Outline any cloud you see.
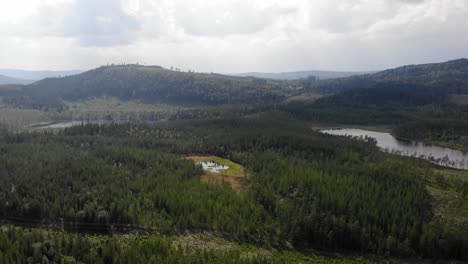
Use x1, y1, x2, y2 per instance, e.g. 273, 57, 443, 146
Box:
0, 0, 467, 72
0, 0, 141, 46
172, 0, 296, 36
59, 0, 142, 46
306, 0, 430, 34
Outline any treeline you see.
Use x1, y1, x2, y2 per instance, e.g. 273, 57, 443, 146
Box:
1, 114, 467, 259
394, 119, 468, 151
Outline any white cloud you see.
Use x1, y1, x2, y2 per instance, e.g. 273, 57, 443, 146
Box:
172, 0, 296, 36
0, 0, 467, 72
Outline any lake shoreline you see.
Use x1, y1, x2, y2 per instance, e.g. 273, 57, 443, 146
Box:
321, 128, 468, 170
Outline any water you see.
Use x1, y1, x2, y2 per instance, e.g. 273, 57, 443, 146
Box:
32, 121, 88, 129
31, 120, 162, 129
197, 161, 229, 173
321, 128, 468, 170
31, 120, 117, 129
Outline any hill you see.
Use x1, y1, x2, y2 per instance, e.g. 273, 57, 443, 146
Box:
0, 74, 33, 85
0, 69, 82, 81
316, 81, 448, 107
372, 58, 468, 84
283, 59, 468, 126
4, 65, 297, 109
235, 70, 372, 80
310, 58, 468, 94
311, 59, 468, 106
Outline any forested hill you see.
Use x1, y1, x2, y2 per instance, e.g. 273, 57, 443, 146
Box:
372, 58, 468, 84
311, 58, 468, 94
284, 59, 468, 126
5, 64, 296, 109
304, 59, 468, 107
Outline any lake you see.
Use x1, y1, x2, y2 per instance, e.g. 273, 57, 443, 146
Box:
31, 120, 128, 129
321, 128, 468, 170
31, 121, 89, 129
31, 120, 163, 129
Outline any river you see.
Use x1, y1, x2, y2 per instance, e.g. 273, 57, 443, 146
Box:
321, 128, 468, 170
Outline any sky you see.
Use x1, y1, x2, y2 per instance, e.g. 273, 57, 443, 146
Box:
0, 0, 467, 72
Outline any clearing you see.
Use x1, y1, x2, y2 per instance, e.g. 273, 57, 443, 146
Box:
427, 168, 468, 227
186, 155, 246, 192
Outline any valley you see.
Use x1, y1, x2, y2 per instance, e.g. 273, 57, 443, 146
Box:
0, 59, 468, 263
2, 1, 468, 262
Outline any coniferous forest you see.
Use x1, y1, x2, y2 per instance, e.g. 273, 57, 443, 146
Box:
0, 59, 468, 263
0, 113, 467, 263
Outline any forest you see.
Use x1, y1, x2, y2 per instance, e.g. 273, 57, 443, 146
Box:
1, 59, 468, 263
0, 113, 467, 263
0, 225, 413, 264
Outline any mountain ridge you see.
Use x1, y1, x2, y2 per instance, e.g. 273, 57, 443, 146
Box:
0, 74, 33, 85
3, 58, 468, 110
0, 69, 82, 81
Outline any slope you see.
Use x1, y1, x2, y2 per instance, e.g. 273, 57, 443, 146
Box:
4, 64, 295, 109
309, 58, 468, 94
282, 59, 468, 150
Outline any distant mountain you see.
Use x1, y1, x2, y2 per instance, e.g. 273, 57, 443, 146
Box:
234, 70, 373, 80
0, 69, 82, 81
0, 74, 33, 85
3, 65, 296, 109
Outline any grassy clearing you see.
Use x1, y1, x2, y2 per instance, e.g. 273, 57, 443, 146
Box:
427, 186, 468, 227
186, 155, 246, 192
427, 169, 468, 227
